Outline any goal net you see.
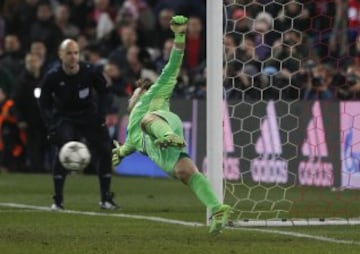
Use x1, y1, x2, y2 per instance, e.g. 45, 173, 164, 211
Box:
207, 0, 360, 226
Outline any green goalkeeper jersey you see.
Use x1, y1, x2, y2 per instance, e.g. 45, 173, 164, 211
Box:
119, 47, 186, 174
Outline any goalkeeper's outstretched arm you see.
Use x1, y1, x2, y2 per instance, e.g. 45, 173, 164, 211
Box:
144, 16, 188, 105
125, 15, 188, 114
171, 16, 187, 51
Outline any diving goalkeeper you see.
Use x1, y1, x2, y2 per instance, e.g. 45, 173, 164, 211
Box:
112, 15, 231, 236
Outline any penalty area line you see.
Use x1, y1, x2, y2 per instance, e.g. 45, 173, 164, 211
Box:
0, 202, 359, 246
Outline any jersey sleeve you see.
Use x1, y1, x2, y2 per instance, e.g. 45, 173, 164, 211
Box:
140, 48, 184, 111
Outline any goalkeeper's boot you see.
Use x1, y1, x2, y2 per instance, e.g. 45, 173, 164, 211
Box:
209, 204, 231, 236
154, 134, 186, 149
99, 192, 119, 210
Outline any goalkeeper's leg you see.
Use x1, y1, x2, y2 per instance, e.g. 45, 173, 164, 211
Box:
174, 156, 231, 236
141, 113, 185, 148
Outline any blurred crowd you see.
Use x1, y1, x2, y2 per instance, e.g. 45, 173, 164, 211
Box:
0, 0, 206, 172
1, 1, 359, 104
0, 0, 207, 100
224, 0, 360, 101
0, 0, 358, 172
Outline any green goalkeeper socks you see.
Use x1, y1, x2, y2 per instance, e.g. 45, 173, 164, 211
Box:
188, 172, 221, 212
145, 119, 174, 138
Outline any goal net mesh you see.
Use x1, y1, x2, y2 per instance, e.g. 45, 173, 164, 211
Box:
222, 0, 360, 225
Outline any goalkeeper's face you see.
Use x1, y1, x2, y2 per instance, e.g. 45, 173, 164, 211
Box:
128, 79, 153, 113
128, 87, 144, 113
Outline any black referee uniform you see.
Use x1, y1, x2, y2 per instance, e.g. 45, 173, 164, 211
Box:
39, 61, 117, 209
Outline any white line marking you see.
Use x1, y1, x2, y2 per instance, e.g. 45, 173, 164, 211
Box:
0, 209, 43, 213
1, 202, 359, 246
234, 227, 360, 246
0, 202, 203, 227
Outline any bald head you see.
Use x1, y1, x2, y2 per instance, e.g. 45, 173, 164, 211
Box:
58, 39, 80, 75
59, 39, 78, 52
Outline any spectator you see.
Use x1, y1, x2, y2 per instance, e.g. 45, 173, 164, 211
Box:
152, 0, 187, 16
54, 4, 80, 39
272, 31, 304, 75
84, 43, 107, 67
2, 0, 38, 46
253, 12, 277, 61
152, 0, 205, 23
152, 8, 174, 50
302, 64, 335, 100
14, 53, 49, 172
352, 34, 360, 65
337, 64, 360, 100
30, 40, 54, 73
0, 85, 26, 173
67, 0, 94, 33
123, 45, 157, 88
119, 0, 155, 28
232, 8, 252, 34
76, 33, 89, 61
103, 62, 130, 97
155, 38, 174, 73
184, 16, 205, 71
117, 0, 156, 48
108, 24, 138, 69
224, 33, 246, 99
307, 0, 336, 61
29, 1, 63, 58
348, 0, 360, 32
88, 0, 116, 41
0, 34, 24, 88
274, 1, 310, 33
0, 67, 14, 99
0, 14, 5, 53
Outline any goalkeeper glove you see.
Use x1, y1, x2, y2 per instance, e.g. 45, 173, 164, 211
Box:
112, 140, 123, 168
170, 15, 188, 43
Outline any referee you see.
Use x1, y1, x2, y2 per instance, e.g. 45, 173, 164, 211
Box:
39, 39, 118, 210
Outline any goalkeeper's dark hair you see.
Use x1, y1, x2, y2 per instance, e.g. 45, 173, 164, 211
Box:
135, 78, 153, 91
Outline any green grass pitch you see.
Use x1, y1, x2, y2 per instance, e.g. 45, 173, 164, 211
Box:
0, 173, 360, 254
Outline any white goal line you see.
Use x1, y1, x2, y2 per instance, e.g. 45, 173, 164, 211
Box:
231, 218, 360, 227
0, 202, 359, 246
1, 202, 359, 227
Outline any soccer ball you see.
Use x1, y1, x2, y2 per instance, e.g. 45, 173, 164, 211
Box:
59, 141, 91, 171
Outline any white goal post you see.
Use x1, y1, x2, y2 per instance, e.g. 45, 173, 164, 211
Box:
205, 0, 360, 226
206, 0, 224, 222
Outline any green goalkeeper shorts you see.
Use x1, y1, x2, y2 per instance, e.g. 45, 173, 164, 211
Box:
143, 111, 187, 175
